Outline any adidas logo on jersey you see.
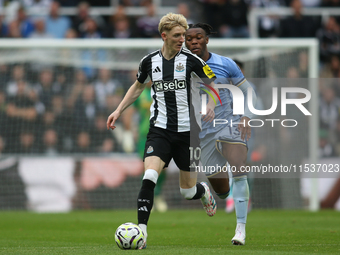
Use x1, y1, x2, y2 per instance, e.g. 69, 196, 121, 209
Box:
154, 79, 186, 92
138, 206, 148, 212
153, 66, 161, 73
189, 161, 197, 168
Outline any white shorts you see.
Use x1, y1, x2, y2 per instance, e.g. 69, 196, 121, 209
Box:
200, 126, 247, 177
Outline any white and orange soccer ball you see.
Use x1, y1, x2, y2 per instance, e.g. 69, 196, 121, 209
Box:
115, 223, 145, 250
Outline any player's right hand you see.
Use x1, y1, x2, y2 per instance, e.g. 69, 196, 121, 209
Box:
107, 111, 121, 130
202, 99, 215, 122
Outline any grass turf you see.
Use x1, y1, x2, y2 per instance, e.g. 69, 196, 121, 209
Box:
0, 210, 339, 255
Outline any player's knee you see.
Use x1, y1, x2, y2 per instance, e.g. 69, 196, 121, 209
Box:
180, 185, 196, 200
216, 189, 230, 199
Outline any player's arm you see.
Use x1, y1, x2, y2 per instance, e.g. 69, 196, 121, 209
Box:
238, 80, 257, 141
107, 80, 147, 130
203, 80, 219, 123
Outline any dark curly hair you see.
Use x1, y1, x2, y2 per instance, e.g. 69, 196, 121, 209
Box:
188, 23, 216, 37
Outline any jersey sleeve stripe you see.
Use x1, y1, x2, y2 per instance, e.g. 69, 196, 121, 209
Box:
236, 78, 247, 87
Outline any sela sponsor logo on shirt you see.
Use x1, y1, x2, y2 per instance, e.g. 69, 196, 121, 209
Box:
154, 79, 186, 92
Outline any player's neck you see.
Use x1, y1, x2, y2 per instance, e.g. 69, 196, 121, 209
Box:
161, 45, 179, 60
202, 51, 210, 62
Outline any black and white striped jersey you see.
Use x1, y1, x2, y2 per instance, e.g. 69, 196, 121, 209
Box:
137, 48, 216, 132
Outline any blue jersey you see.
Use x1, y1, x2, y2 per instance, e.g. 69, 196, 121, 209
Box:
200, 52, 246, 139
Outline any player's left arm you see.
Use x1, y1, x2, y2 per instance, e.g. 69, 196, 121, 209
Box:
238, 80, 257, 141
204, 80, 219, 123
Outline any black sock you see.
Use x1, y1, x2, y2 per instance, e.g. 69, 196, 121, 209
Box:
137, 179, 156, 225
191, 183, 205, 200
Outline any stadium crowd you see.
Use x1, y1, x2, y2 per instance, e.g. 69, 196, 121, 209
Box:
0, 0, 338, 157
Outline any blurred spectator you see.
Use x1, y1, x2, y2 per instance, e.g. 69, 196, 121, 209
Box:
32, 69, 55, 110
65, 28, 78, 38
52, 71, 68, 96
0, 90, 8, 139
252, 0, 285, 38
177, 3, 194, 25
29, 19, 53, 38
28, 19, 54, 72
50, 94, 75, 152
335, 116, 340, 155
334, 72, 340, 97
104, 5, 137, 38
320, 54, 340, 78
220, 0, 249, 38
7, 20, 22, 38
286, 66, 300, 79
9, 6, 34, 38
0, 15, 8, 37
74, 131, 92, 153
6, 65, 26, 96
91, 113, 117, 153
74, 85, 98, 129
104, 93, 123, 115
317, 17, 340, 63
22, 0, 52, 13
0, 136, 5, 154
72, 1, 90, 36
40, 110, 56, 130
106, 15, 137, 38
81, 17, 101, 38
319, 129, 336, 158
136, 3, 160, 38
319, 86, 340, 130
299, 0, 322, 7
279, 0, 317, 38
66, 69, 88, 109
0, 65, 9, 91
17, 130, 38, 154
6, 80, 38, 151
72, 1, 105, 38
45, 1, 70, 38
41, 128, 60, 155
200, 0, 225, 35
76, 14, 106, 78
298, 51, 309, 77
322, 0, 340, 7
94, 68, 123, 109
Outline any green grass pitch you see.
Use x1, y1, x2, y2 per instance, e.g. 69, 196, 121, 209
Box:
0, 210, 339, 254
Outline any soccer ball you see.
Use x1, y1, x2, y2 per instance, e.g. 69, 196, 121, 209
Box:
115, 222, 145, 250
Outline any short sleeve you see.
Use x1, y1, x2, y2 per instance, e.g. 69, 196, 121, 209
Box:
136, 57, 150, 84
191, 56, 216, 83
227, 59, 245, 86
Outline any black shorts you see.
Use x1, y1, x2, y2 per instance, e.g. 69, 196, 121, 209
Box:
143, 126, 200, 172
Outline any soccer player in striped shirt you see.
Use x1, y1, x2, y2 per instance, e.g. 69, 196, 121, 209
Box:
107, 14, 218, 249
185, 23, 257, 245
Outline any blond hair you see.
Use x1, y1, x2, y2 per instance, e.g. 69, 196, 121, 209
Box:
158, 13, 188, 34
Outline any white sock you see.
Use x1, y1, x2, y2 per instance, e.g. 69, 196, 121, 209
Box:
236, 223, 246, 233
143, 169, 159, 184
139, 224, 147, 240
233, 175, 249, 224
